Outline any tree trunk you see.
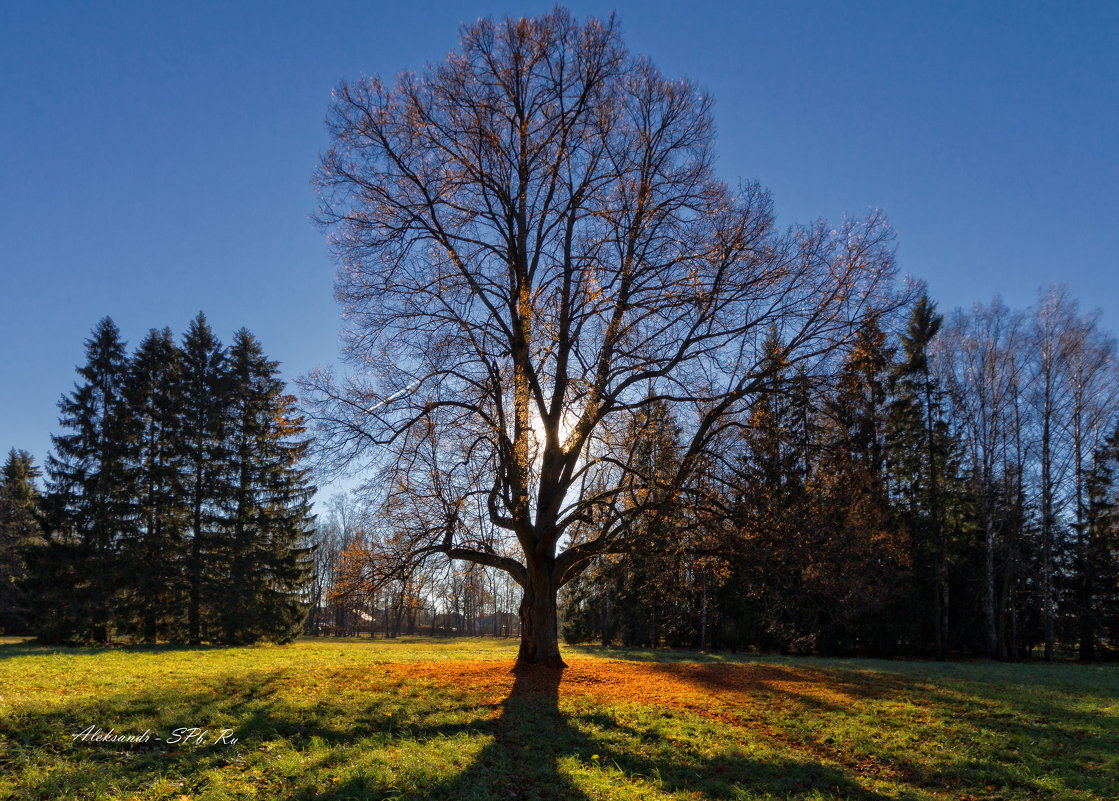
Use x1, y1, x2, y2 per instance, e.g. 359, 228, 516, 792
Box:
940, 583, 949, 658
933, 578, 944, 659
1077, 538, 1096, 660
983, 503, 999, 657
700, 579, 708, 651
1078, 596, 1095, 661
924, 371, 947, 661
600, 591, 611, 647
997, 538, 1017, 661
517, 562, 565, 667
188, 482, 204, 644
1041, 402, 1055, 662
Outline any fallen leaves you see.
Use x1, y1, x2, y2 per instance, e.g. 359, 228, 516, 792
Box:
377, 657, 893, 716
369, 658, 917, 783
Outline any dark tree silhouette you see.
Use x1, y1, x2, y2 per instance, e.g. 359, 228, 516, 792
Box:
305, 9, 897, 665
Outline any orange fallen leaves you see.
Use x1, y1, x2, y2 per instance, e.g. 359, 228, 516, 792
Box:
374, 657, 913, 781
379, 658, 892, 716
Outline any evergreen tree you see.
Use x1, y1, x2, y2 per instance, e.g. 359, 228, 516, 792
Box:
730, 332, 820, 653
0, 449, 45, 633
45, 317, 130, 643
829, 316, 893, 479
217, 329, 315, 644
119, 327, 189, 642
179, 313, 230, 644
887, 294, 966, 657
1080, 418, 1119, 657
813, 316, 911, 655
562, 397, 683, 647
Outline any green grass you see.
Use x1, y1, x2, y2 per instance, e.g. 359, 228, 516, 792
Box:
1, 635, 1116, 800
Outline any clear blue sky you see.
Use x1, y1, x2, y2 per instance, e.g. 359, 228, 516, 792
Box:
2, 1, 1117, 503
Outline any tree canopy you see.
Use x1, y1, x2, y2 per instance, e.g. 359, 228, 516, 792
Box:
304, 9, 897, 665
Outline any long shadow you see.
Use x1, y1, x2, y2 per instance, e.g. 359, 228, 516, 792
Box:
643, 661, 913, 702
419, 665, 591, 800
312, 664, 898, 801
6, 656, 916, 800
890, 676, 1119, 798
649, 658, 1119, 799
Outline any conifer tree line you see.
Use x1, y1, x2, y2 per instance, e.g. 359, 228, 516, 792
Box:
559, 285, 1119, 659
0, 314, 315, 644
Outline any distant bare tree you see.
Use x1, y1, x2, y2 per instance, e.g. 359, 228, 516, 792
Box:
940, 298, 1026, 658
1026, 286, 1119, 660
303, 9, 897, 665
1062, 306, 1119, 658
1028, 286, 1080, 661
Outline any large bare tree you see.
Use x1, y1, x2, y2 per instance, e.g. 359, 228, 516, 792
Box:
304, 10, 897, 665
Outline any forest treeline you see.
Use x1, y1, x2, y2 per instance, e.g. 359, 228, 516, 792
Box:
0, 314, 315, 645
306, 286, 1119, 661
5, 287, 1119, 659
563, 286, 1119, 659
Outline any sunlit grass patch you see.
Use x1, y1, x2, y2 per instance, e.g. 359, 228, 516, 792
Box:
1, 636, 1117, 800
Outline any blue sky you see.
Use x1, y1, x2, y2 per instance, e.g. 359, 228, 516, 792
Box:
2, 1, 1117, 502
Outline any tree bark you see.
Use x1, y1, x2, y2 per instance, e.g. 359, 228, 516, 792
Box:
187, 489, 203, 644
983, 509, 999, 657
517, 560, 565, 667
1041, 396, 1055, 662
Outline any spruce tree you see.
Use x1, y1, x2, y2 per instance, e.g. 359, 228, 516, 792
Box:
46, 317, 130, 643
31, 317, 316, 645
1081, 419, 1119, 658
217, 329, 315, 644
829, 316, 893, 478
179, 312, 230, 644
561, 398, 683, 648
732, 332, 820, 653
814, 316, 910, 655
887, 294, 964, 656
0, 449, 44, 633
120, 327, 189, 642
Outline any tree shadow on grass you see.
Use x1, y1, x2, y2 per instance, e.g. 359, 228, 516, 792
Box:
6, 658, 919, 801
889, 679, 1119, 798
3, 666, 502, 800
649, 659, 1119, 800
309, 664, 900, 801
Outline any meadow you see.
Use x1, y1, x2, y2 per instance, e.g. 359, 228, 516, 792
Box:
0, 635, 1116, 801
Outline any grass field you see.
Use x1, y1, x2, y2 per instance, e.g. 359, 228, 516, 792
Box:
0, 636, 1116, 801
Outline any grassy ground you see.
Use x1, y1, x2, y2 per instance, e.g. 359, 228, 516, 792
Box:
0, 636, 1116, 800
